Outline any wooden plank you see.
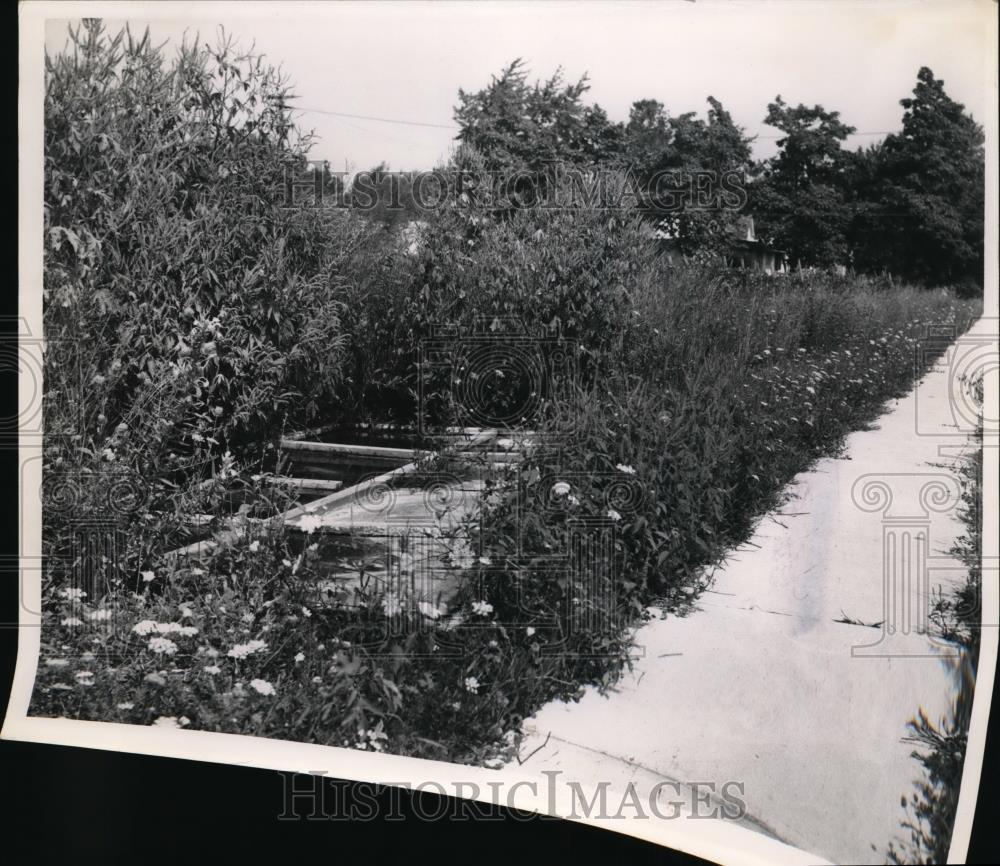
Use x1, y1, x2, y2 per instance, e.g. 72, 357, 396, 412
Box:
283, 422, 414, 443
297, 480, 484, 534
165, 429, 500, 564
284, 460, 422, 524
266, 476, 344, 495
280, 421, 346, 442
453, 450, 521, 462
279, 439, 419, 461
285, 428, 497, 521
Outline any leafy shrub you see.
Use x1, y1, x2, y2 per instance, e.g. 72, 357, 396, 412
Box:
41, 21, 392, 623
326, 170, 652, 429
886, 653, 976, 865
44, 21, 354, 463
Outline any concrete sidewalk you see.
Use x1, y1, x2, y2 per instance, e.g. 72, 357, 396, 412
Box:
502, 319, 988, 864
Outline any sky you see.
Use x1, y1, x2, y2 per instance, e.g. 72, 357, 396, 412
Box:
44, 0, 996, 173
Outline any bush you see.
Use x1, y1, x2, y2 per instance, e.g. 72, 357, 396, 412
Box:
41, 21, 390, 617
326, 173, 652, 429
44, 21, 354, 465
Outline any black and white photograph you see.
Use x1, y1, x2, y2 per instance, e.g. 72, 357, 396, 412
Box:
6, 2, 998, 863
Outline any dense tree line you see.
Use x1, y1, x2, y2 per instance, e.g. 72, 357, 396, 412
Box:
453, 61, 984, 289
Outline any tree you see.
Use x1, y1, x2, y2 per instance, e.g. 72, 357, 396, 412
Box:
621, 97, 754, 253
453, 59, 623, 174
749, 98, 856, 267
850, 67, 984, 287
622, 99, 672, 174
664, 97, 755, 254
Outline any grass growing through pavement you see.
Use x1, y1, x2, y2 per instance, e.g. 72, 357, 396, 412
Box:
887, 402, 984, 865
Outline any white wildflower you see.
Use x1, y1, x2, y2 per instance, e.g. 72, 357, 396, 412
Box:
227, 639, 268, 660
148, 637, 178, 655
249, 678, 275, 696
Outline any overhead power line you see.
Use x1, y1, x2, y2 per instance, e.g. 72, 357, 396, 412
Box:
756, 130, 897, 140
290, 105, 460, 130
290, 104, 898, 140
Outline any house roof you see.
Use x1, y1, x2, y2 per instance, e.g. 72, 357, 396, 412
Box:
650, 214, 785, 256
727, 215, 757, 242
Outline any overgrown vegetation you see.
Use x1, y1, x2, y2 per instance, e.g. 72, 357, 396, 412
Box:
887, 391, 984, 865
32, 23, 983, 768
454, 60, 985, 287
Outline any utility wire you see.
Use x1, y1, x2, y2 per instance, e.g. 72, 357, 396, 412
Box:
290, 105, 460, 130
757, 130, 897, 139
290, 104, 898, 140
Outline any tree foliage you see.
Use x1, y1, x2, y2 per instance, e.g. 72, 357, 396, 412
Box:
850, 67, 985, 287
454, 61, 983, 286
453, 59, 622, 173
748, 98, 856, 267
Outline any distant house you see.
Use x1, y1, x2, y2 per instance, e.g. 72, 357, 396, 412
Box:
723, 216, 787, 274
653, 215, 787, 274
